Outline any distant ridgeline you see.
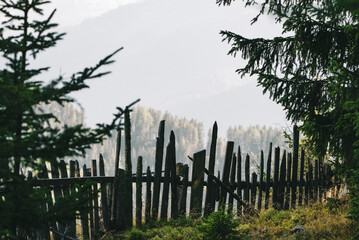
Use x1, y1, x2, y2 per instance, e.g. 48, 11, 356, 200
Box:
46, 103, 287, 175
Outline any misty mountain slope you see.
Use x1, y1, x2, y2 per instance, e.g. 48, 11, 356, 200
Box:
32, 0, 286, 134
46, 102, 287, 176
46, 103, 205, 175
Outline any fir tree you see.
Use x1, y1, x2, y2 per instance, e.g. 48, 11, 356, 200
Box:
0, 0, 123, 237
217, 0, 359, 169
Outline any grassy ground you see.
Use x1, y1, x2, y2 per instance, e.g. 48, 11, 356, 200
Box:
102, 197, 358, 240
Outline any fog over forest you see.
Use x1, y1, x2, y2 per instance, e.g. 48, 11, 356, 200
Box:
34, 0, 287, 138
45, 102, 288, 176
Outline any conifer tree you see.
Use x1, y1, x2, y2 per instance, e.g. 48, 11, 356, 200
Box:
0, 0, 123, 236
217, 0, 359, 169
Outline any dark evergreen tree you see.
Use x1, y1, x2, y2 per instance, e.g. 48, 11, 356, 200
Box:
217, 0, 359, 169
0, 0, 122, 237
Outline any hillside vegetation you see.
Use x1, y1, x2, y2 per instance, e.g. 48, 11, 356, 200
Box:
103, 197, 357, 240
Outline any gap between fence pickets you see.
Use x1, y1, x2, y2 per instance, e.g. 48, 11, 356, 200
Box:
187, 155, 259, 216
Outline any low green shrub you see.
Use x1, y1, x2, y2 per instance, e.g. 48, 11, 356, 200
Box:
347, 169, 359, 221
326, 197, 347, 213
198, 205, 240, 240
128, 228, 145, 240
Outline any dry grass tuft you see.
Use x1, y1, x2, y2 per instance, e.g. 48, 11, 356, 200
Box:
240, 198, 358, 239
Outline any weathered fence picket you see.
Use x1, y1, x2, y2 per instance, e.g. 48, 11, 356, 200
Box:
265, 143, 272, 209
80, 164, 90, 240
145, 166, 152, 224
190, 150, 206, 218
257, 150, 264, 211
284, 153, 292, 210
228, 154, 237, 213
170, 131, 178, 219
152, 120, 165, 220
273, 147, 280, 209
136, 156, 143, 226
305, 173, 309, 205
308, 162, 314, 202
278, 151, 286, 209
204, 122, 217, 217
244, 154, 250, 214
220, 142, 234, 206
91, 159, 100, 240
291, 125, 299, 208
179, 164, 189, 215
160, 138, 172, 220
298, 149, 305, 206
314, 160, 319, 202
99, 155, 110, 230
215, 171, 221, 202
111, 129, 121, 226
236, 147, 242, 215
251, 172, 257, 208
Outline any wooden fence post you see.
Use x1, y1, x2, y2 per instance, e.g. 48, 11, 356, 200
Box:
265, 143, 273, 209
190, 150, 206, 218
335, 169, 340, 198
92, 159, 100, 240
80, 164, 90, 240
85, 167, 94, 239
228, 154, 237, 213
145, 166, 152, 224
136, 156, 143, 226
257, 150, 264, 211
273, 147, 280, 209
111, 128, 122, 227
124, 108, 133, 229
308, 162, 314, 202
116, 169, 127, 231
215, 171, 221, 203
305, 172, 309, 205
58, 160, 76, 238
298, 149, 305, 206
152, 120, 165, 220
170, 131, 178, 219
38, 163, 51, 240
323, 163, 330, 199
236, 146, 242, 215
220, 142, 234, 206
99, 155, 110, 230
291, 125, 299, 208
251, 172, 257, 209
284, 153, 292, 210
314, 160, 319, 202
68, 160, 77, 238
328, 165, 334, 197
75, 160, 80, 177
278, 151, 287, 209
179, 165, 189, 216
160, 139, 172, 220
204, 122, 218, 217
319, 161, 324, 202
50, 161, 65, 239
244, 154, 250, 214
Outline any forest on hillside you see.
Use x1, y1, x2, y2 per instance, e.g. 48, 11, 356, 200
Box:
47, 102, 288, 175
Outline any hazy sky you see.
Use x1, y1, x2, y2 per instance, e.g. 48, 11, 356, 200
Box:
34, 0, 290, 137
47, 0, 144, 27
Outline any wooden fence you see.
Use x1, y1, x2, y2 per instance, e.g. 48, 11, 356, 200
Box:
29, 122, 341, 240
